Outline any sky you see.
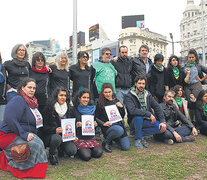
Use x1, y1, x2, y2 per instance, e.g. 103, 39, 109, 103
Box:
0, 0, 201, 61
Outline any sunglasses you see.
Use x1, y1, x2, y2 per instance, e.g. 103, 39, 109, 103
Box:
82, 56, 88, 59
36, 59, 44, 62
105, 53, 112, 56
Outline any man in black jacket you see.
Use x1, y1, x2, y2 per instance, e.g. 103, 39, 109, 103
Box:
111, 46, 132, 104
158, 90, 198, 144
124, 75, 166, 148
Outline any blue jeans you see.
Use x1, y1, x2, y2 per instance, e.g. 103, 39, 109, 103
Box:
105, 125, 130, 150
7, 91, 17, 102
130, 116, 162, 140
162, 125, 192, 142
0, 105, 6, 125
116, 88, 129, 105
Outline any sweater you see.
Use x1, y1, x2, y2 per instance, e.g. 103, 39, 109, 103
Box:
0, 95, 37, 140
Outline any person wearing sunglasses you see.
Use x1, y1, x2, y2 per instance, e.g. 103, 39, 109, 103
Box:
91, 48, 117, 99
69, 51, 94, 101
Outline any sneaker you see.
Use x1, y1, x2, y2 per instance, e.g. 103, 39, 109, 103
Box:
141, 138, 148, 148
164, 139, 174, 145
185, 135, 196, 142
134, 139, 145, 148
129, 129, 135, 138
102, 142, 112, 153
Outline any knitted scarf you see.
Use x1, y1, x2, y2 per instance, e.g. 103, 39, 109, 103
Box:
77, 104, 96, 115
154, 64, 164, 72
173, 66, 180, 79
187, 61, 196, 68
18, 89, 39, 109
174, 97, 183, 108
12, 58, 27, 67
32, 66, 48, 73
203, 104, 207, 117
54, 102, 68, 118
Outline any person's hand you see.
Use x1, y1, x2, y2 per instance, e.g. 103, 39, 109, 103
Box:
76, 122, 82, 128
27, 133, 34, 142
103, 121, 112, 127
94, 121, 98, 127
113, 56, 118, 62
73, 137, 78, 143
7, 84, 11, 90
46, 67, 52, 73
186, 68, 190, 74
116, 102, 123, 108
56, 127, 63, 134
159, 123, 166, 133
192, 127, 198, 136
150, 114, 156, 124
189, 94, 196, 101
173, 131, 182, 142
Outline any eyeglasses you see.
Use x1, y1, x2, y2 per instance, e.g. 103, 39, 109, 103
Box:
36, 59, 44, 62
17, 49, 25, 52
105, 53, 112, 56
82, 56, 88, 59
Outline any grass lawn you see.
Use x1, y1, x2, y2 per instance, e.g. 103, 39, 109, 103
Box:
1, 133, 207, 180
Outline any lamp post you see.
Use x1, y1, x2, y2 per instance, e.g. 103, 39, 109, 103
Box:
169, 33, 174, 55
72, 0, 77, 64
201, 0, 206, 65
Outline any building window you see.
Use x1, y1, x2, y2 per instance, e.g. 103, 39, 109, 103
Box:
192, 12, 194, 16
188, 32, 190, 38
188, 12, 190, 17
183, 25, 185, 31
194, 30, 197, 35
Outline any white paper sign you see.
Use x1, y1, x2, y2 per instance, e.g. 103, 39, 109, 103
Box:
105, 105, 122, 123
61, 118, 76, 142
30, 108, 43, 129
81, 115, 95, 136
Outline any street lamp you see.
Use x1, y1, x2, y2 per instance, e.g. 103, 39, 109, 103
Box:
72, 0, 77, 64
169, 33, 174, 55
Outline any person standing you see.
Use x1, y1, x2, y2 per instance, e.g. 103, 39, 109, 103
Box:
124, 75, 166, 148
4, 44, 30, 102
92, 48, 117, 99
111, 46, 132, 104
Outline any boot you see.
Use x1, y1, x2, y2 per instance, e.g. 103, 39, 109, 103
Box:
49, 154, 58, 165
102, 141, 112, 153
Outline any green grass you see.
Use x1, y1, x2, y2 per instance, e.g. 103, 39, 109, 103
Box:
1, 134, 207, 179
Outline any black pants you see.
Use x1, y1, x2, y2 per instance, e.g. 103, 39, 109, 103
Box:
44, 134, 77, 156
77, 146, 103, 161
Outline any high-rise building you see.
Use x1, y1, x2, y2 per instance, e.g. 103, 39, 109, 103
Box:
180, 0, 207, 59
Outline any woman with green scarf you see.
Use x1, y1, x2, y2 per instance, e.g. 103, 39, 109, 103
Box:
165, 55, 184, 90
173, 85, 196, 122
195, 90, 207, 135
148, 53, 168, 103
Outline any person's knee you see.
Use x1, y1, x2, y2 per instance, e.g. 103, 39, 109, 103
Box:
92, 146, 103, 158
51, 134, 62, 147
64, 144, 77, 156
121, 144, 130, 151
133, 116, 144, 124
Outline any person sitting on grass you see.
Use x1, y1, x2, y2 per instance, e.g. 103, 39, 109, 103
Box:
157, 90, 198, 144
124, 75, 166, 148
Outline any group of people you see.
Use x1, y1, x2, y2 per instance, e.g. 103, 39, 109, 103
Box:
0, 43, 207, 179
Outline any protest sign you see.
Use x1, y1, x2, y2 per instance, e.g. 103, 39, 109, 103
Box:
82, 115, 95, 136
61, 118, 76, 142
105, 105, 122, 123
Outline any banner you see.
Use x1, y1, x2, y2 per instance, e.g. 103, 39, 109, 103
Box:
82, 115, 95, 136
105, 105, 122, 123
30, 108, 43, 129
61, 118, 76, 142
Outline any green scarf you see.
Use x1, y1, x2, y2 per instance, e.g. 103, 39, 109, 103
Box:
174, 97, 183, 108
203, 104, 207, 117
187, 61, 196, 68
154, 64, 162, 69
173, 66, 180, 79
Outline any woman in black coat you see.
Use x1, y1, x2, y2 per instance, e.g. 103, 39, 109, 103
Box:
42, 87, 77, 165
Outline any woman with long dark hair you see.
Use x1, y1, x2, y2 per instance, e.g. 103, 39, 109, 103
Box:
95, 83, 130, 153
72, 88, 103, 161
166, 55, 184, 90
0, 77, 47, 178
195, 90, 207, 135
42, 87, 77, 165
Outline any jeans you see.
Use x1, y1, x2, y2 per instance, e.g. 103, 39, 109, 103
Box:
105, 125, 130, 150
130, 116, 161, 140
116, 88, 129, 105
0, 105, 6, 125
7, 91, 17, 102
162, 125, 192, 142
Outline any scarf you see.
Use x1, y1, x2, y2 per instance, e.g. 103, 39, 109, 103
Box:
77, 104, 96, 115
54, 102, 68, 117
174, 97, 183, 108
187, 61, 196, 68
32, 66, 48, 73
0, 64, 5, 83
173, 66, 180, 79
203, 104, 207, 117
18, 89, 39, 109
154, 64, 164, 72
12, 58, 27, 67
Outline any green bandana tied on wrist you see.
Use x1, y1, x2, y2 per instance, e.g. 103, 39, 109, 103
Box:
174, 97, 183, 108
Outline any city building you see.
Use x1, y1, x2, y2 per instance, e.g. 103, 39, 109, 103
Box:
118, 27, 168, 65
180, 0, 207, 59
26, 39, 61, 64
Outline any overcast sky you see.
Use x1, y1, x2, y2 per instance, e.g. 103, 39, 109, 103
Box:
0, 0, 201, 61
